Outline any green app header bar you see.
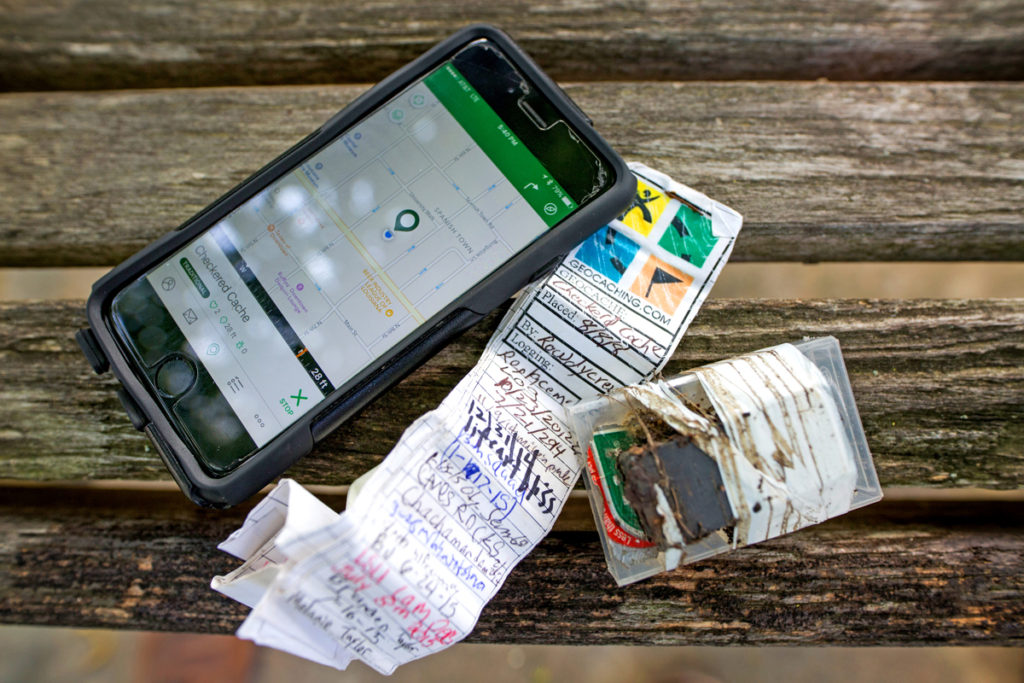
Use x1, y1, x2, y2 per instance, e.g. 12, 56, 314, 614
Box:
425, 62, 577, 229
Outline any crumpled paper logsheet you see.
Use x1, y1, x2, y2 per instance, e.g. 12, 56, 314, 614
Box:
211, 163, 742, 673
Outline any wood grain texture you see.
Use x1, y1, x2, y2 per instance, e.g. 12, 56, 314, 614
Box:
2, 0, 1023, 90
2, 82, 1022, 267
2, 298, 1022, 488
0, 489, 1019, 643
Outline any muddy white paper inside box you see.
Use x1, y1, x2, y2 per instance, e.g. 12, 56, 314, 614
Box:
567, 336, 882, 586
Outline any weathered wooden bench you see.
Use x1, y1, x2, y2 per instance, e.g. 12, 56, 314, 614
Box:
2, 2, 1022, 645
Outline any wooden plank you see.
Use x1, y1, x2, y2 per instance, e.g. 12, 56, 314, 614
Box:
2, 82, 1022, 267
2, 1, 1022, 90
0, 488, 1020, 643
2, 298, 1022, 488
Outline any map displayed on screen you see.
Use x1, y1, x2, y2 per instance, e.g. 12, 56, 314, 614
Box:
145, 61, 575, 446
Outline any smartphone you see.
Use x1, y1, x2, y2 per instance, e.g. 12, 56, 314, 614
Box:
76, 25, 635, 507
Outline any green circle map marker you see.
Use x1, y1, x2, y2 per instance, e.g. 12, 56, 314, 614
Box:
394, 209, 420, 232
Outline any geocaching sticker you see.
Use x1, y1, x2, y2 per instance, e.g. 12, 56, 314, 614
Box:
629, 254, 693, 315
618, 179, 669, 237
658, 202, 718, 268
574, 225, 641, 284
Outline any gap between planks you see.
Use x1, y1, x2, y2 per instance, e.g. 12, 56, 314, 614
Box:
1, 480, 1021, 532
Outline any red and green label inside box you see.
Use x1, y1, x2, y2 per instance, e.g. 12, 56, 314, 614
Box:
586, 428, 656, 548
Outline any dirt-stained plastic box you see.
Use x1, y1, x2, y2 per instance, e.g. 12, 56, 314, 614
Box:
567, 336, 882, 586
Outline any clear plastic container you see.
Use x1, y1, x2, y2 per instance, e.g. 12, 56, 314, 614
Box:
567, 336, 882, 586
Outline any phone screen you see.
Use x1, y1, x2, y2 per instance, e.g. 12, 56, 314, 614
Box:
110, 39, 612, 474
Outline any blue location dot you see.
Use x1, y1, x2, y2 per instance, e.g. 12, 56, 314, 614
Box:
382, 230, 394, 241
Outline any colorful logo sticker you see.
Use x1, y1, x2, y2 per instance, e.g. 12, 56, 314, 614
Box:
618, 179, 669, 237
586, 428, 653, 548
658, 202, 717, 268
574, 225, 640, 284
629, 254, 693, 314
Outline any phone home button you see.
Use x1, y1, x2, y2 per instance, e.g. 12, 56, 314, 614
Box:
155, 355, 197, 398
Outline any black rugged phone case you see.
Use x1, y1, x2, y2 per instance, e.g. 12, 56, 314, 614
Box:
78, 24, 636, 507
